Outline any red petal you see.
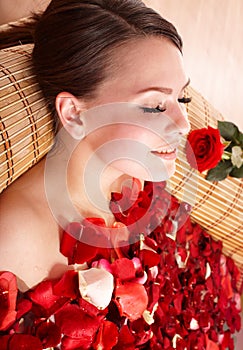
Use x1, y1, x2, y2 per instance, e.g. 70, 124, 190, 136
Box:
6, 334, 42, 350
0, 335, 11, 350
113, 325, 136, 350
0, 309, 17, 332
177, 246, 187, 262
28, 280, 59, 309
61, 221, 105, 264
16, 299, 32, 319
60, 222, 82, 264
221, 330, 234, 349
93, 320, 119, 350
61, 335, 92, 350
139, 249, 160, 268
176, 225, 187, 245
144, 236, 158, 250
85, 217, 106, 226
74, 218, 108, 264
53, 270, 79, 299
55, 303, 100, 338
78, 297, 105, 318
221, 274, 233, 299
114, 281, 148, 321
0, 272, 18, 331
112, 258, 136, 281
36, 320, 61, 348
74, 240, 98, 264
173, 293, 183, 314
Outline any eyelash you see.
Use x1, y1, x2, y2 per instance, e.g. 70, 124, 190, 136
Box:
141, 96, 192, 114
178, 96, 192, 104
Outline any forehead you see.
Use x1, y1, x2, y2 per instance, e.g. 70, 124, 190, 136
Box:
118, 38, 184, 78
93, 37, 187, 103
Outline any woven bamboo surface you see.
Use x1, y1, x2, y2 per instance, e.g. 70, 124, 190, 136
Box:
0, 44, 242, 284
0, 44, 54, 192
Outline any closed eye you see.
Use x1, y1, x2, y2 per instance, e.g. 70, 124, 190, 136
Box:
140, 97, 191, 114
178, 96, 192, 104
140, 105, 166, 114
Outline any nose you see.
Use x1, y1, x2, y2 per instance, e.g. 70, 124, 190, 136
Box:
166, 100, 191, 136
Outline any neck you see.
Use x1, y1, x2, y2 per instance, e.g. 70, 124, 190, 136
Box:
44, 131, 133, 227
68, 155, 131, 226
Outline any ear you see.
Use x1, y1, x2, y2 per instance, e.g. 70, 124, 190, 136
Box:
55, 92, 87, 140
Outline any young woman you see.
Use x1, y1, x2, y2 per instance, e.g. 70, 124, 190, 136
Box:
0, 0, 191, 290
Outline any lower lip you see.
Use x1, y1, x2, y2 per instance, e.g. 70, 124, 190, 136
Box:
151, 150, 177, 160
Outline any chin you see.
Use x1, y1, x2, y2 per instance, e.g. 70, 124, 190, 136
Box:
112, 159, 176, 183
139, 159, 176, 183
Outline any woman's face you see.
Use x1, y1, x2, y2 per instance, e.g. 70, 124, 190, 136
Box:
80, 37, 190, 182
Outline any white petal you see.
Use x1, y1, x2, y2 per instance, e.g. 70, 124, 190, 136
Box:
172, 334, 182, 349
78, 268, 114, 310
232, 146, 243, 168
205, 262, 211, 279
190, 318, 199, 330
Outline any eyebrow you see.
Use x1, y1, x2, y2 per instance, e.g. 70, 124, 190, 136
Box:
137, 78, 191, 95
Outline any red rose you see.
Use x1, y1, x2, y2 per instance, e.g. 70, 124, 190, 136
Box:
186, 126, 224, 172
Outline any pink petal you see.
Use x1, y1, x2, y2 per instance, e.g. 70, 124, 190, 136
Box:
114, 281, 148, 321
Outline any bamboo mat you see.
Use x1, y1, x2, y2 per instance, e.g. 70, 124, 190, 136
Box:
0, 44, 242, 285
0, 44, 54, 192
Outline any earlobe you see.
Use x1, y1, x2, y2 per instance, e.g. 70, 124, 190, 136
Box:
55, 92, 86, 140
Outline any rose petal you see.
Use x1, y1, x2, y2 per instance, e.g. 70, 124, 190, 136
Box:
53, 270, 79, 299
0, 335, 11, 350
0, 272, 18, 331
61, 335, 93, 350
36, 320, 61, 348
93, 320, 119, 350
28, 280, 60, 310
16, 298, 32, 320
114, 281, 148, 321
78, 268, 114, 310
92, 259, 113, 274
221, 273, 233, 299
0, 334, 43, 350
55, 303, 99, 339
113, 325, 136, 350
112, 258, 136, 281
60, 222, 82, 264
139, 249, 160, 268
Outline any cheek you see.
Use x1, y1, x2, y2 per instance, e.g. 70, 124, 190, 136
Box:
90, 125, 159, 149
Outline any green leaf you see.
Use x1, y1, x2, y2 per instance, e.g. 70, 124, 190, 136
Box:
238, 132, 243, 147
205, 160, 233, 182
218, 121, 239, 141
229, 164, 243, 178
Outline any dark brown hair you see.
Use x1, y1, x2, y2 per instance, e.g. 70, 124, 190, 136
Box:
0, 0, 182, 130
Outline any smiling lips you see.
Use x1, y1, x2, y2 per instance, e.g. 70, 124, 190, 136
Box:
150, 146, 178, 160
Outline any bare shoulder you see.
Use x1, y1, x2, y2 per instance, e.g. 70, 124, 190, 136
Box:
0, 184, 67, 290
0, 186, 39, 241
0, 158, 50, 246
0, 186, 44, 265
